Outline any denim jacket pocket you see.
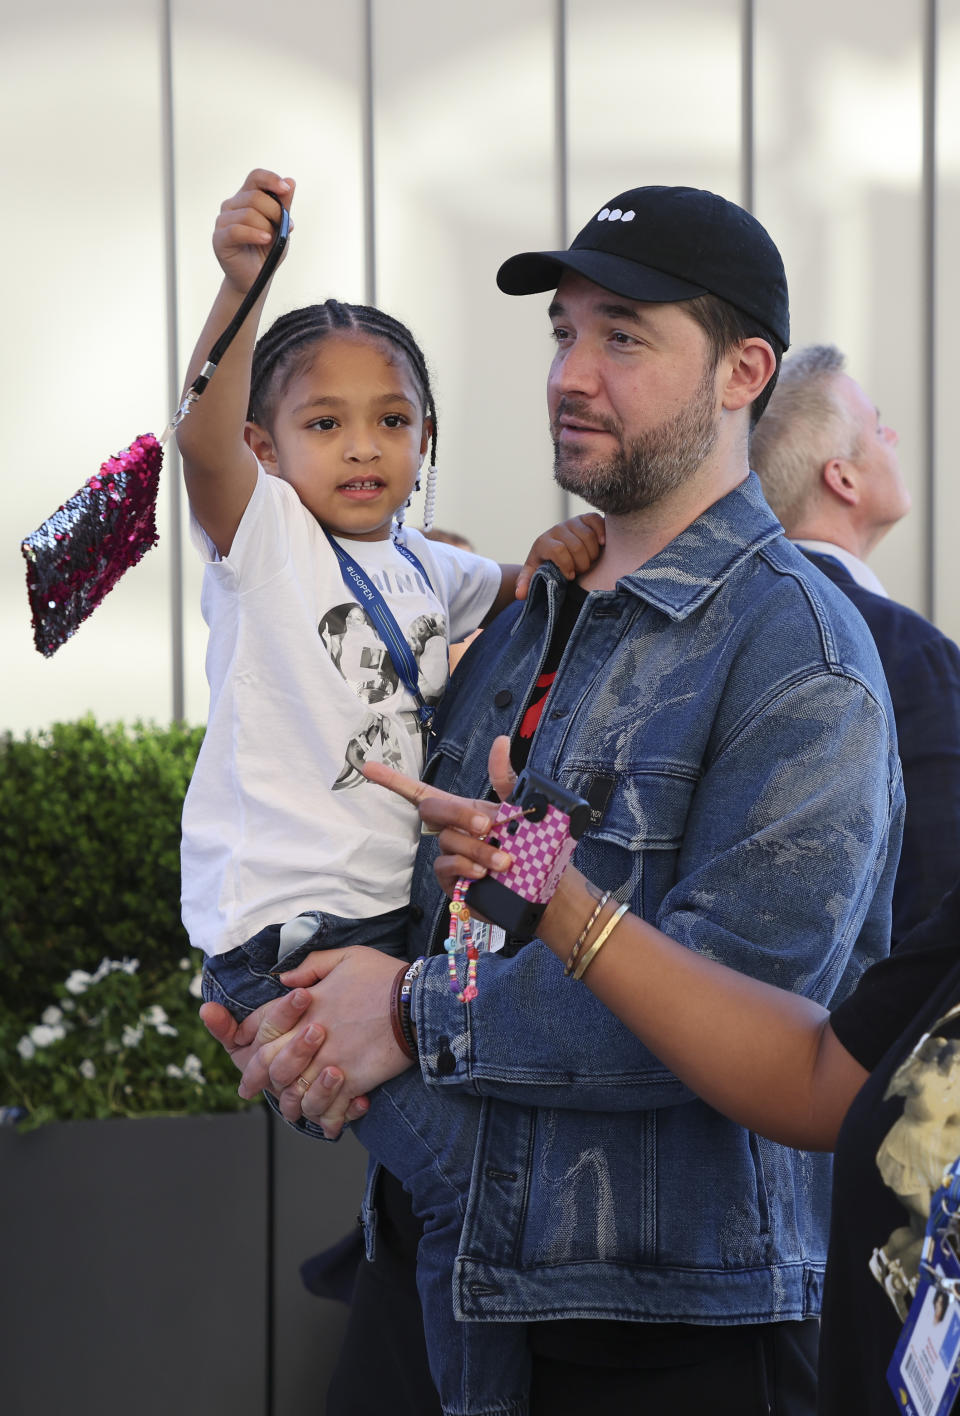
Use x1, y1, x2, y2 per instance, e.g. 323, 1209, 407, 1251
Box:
565, 765, 698, 917
422, 738, 465, 792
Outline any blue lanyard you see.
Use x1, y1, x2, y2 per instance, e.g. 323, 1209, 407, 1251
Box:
323, 531, 437, 730
922, 1158, 960, 1296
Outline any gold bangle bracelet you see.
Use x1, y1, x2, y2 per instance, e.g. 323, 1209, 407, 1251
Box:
573, 903, 629, 982
564, 890, 612, 976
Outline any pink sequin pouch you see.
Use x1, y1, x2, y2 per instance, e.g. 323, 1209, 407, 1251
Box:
21, 202, 290, 656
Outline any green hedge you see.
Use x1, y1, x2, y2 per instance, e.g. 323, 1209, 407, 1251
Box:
0, 718, 253, 1125
0, 717, 204, 1019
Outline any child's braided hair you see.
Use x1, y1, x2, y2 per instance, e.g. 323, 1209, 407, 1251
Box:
248, 299, 438, 472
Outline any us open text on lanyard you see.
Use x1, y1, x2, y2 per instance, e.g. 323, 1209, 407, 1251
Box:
324, 530, 438, 736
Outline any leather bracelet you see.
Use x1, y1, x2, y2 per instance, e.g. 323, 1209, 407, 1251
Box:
564, 890, 612, 976
573, 902, 629, 981
389, 963, 415, 1060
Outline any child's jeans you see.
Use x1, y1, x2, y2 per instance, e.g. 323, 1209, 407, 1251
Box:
202, 910, 530, 1416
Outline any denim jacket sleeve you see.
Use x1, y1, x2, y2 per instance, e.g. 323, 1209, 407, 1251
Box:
412, 668, 903, 1112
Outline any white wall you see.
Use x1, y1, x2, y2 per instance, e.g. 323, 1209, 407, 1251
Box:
4, 0, 957, 735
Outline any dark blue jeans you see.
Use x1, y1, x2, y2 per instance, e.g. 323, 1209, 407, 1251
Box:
203, 911, 530, 1416
202, 905, 409, 1142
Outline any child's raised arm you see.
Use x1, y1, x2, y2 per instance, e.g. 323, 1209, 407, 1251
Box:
177, 168, 294, 557
483, 513, 605, 621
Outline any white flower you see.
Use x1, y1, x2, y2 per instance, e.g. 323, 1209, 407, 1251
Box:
79, 1059, 97, 1080
178, 958, 191, 971
61, 998, 75, 1011
104, 1040, 119, 1054
41, 1005, 63, 1026
89, 957, 138, 983
30, 1023, 64, 1047
143, 1005, 169, 1027
165, 1064, 183, 1079
155, 1023, 178, 1038
188, 973, 203, 999
121, 1025, 143, 1048
182, 1053, 205, 1083
65, 970, 92, 995
16, 1036, 35, 1060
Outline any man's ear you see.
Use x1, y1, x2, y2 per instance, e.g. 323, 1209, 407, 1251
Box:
720, 338, 777, 414
822, 457, 859, 507
245, 420, 279, 473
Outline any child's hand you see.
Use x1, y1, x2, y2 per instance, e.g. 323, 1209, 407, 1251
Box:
515, 513, 605, 600
213, 168, 295, 295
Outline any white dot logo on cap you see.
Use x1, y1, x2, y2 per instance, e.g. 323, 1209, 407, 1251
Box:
621, 210, 635, 222
597, 208, 611, 221
610, 209, 622, 221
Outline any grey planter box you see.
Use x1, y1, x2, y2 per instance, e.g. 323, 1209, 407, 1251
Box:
0, 1106, 368, 1416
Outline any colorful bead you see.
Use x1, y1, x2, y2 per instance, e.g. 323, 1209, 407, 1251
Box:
447, 878, 481, 1003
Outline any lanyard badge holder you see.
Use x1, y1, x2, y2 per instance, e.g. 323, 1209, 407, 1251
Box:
888, 1156, 960, 1414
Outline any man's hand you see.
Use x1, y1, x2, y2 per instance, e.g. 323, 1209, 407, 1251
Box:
200, 988, 372, 1138
515, 513, 605, 600
200, 988, 315, 1074
216, 947, 411, 1138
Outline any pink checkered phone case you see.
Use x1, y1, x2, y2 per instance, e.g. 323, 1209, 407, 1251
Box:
465, 768, 590, 941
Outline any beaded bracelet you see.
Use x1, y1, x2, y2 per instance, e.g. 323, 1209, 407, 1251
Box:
398, 958, 425, 1056
573, 902, 629, 982
564, 890, 612, 977
447, 879, 479, 1002
389, 963, 415, 1059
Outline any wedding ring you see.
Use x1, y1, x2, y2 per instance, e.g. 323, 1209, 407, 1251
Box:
295, 1075, 311, 1092
420, 822, 441, 837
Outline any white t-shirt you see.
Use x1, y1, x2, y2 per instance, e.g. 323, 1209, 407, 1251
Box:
182, 467, 501, 956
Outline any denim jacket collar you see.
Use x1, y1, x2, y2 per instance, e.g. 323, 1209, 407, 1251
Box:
522, 470, 782, 625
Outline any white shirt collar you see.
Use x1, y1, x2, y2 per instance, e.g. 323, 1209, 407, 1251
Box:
792, 539, 889, 598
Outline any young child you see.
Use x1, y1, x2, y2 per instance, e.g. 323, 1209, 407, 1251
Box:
179, 168, 601, 1416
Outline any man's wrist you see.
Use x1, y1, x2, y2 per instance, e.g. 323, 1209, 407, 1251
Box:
389, 958, 425, 1061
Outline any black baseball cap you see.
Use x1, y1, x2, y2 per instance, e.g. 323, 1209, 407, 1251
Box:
496, 185, 789, 349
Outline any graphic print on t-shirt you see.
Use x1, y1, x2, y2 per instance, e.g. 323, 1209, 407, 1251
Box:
318, 601, 446, 790
870, 1003, 960, 1321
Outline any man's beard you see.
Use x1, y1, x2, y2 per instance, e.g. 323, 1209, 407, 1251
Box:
551, 366, 720, 516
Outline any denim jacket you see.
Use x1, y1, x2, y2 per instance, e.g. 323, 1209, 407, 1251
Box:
406, 472, 904, 1327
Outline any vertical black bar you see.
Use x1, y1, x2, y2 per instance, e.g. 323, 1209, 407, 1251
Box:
362, 0, 377, 307
740, 0, 755, 213
556, 0, 571, 518
160, 0, 185, 723
922, 0, 937, 621
266, 1105, 277, 1416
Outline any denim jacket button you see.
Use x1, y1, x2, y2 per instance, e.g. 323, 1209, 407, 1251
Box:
494, 690, 513, 708
436, 1038, 457, 1075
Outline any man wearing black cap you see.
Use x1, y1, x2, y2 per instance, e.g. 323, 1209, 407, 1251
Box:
212, 186, 903, 1415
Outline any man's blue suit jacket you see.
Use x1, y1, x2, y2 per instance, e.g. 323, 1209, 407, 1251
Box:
803, 549, 960, 945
